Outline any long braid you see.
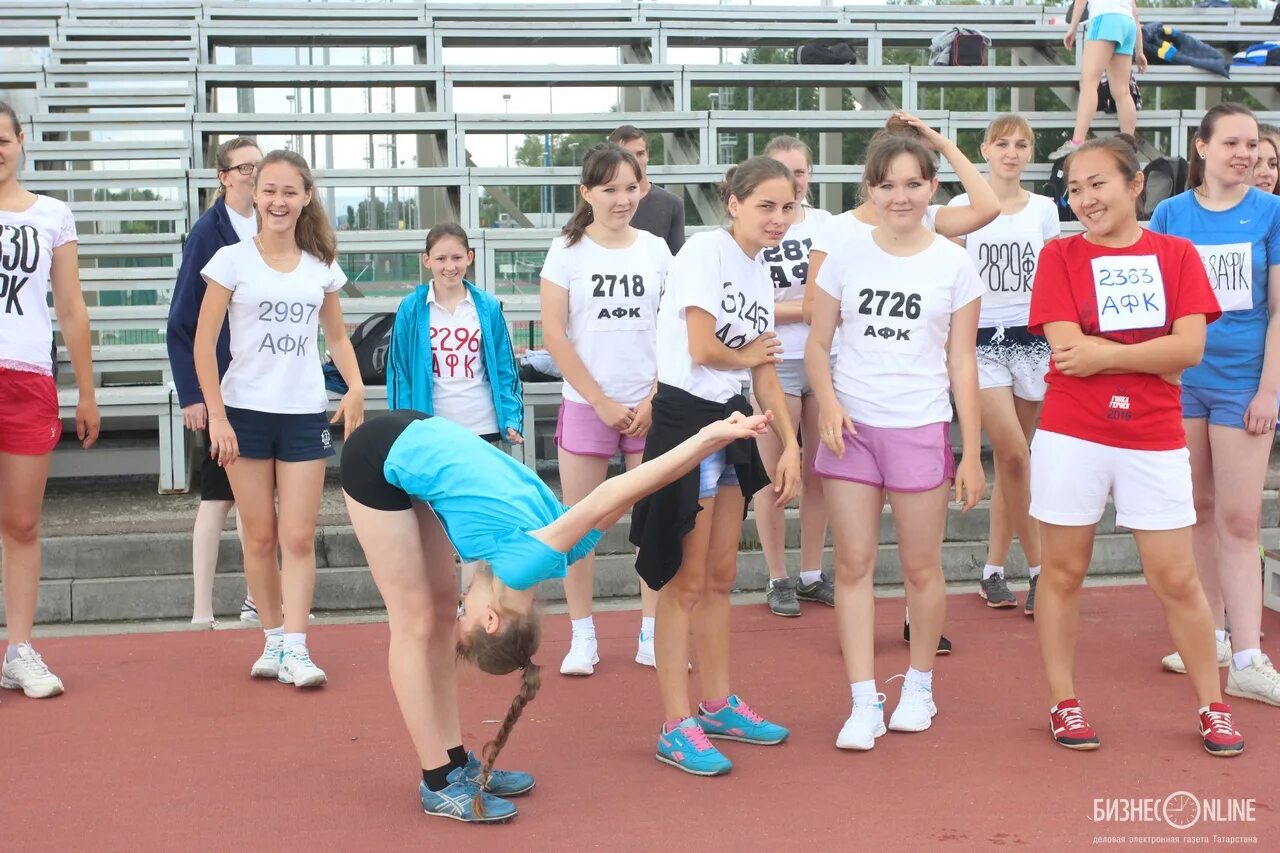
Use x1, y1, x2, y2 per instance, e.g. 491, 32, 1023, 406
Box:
473, 664, 541, 818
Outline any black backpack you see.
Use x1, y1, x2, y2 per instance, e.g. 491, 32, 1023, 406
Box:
1097, 72, 1143, 114
1141, 157, 1189, 219
348, 313, 395, 385
1041, 154, 1076, 223
795, 43, 856, 65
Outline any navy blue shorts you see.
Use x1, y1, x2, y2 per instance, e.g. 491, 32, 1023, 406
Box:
226, 406, 335, 462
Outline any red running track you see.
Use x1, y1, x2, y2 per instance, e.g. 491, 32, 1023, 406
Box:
4, 586, 1278, 852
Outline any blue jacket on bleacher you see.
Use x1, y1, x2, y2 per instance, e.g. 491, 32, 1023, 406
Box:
386, 280, 524, 442
166, 196, 237, 409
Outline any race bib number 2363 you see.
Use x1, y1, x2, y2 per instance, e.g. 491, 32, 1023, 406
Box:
1091, 255, 1166, 333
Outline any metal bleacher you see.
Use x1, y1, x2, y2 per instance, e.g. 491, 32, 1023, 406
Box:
3, 0, 1277, 492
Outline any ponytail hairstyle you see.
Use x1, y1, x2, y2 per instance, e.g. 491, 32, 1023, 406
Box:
0, 100, 26, 174
719, 155, 796, 211
254, 149, 337, 265
1189, 102, 1257, 190
561, 142, 642, 248
1258, 123, 1280, 196
425, 222, 472, 254
1065, 133, 1145, 215
457, 610, 542, 818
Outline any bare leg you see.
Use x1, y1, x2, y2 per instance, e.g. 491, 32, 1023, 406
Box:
1070, 39, 1114, 143
1186, 419, 1225, 629
692, 486, 748, 703
274, 459, 326, 635
827, 480, 885, 683
751, 393, 802, 581
797, 397, 831, 573
192, 499, 234, 622
1207, 425, 1272, 655
889, 483, 951, 674
1105, 51, 1137, 137
656, 498, 715, 720
1036, 522, 1097, 705
225, 459, 282, 631
558, 448, 610, 622
0, 452, 53, 644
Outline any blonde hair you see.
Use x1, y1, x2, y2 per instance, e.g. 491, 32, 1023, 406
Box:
984, 113, 1035, 146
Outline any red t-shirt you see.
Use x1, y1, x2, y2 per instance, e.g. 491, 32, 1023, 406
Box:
1029, 229, 1220, 450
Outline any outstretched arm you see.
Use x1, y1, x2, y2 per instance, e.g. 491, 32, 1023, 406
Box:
530, 412, 774, 553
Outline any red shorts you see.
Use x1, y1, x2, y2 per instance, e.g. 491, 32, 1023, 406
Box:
0, 367, 62, 455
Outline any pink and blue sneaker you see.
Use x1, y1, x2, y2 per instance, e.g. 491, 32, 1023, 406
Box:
656, 717, 733, 776
696, 695, 789, 745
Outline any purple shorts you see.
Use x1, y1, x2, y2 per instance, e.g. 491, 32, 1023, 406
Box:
813, 421, 955, 493
555, 399, 646, 458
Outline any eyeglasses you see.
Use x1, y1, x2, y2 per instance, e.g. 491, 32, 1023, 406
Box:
220, 163, 257, 176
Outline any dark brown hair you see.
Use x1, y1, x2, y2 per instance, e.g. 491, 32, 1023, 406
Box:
862, 132, 938, 189
425, 222, 471, 254
1064, 134, 1144, 215
608, 125, 647, 146
1189, 103, 1257, 190
561, 142, 643, 248
458, 612, 541, 818
719, 156, 796, 208
254, 150, 337, 265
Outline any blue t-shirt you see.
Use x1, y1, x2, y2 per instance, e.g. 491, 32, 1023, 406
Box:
1149, 188, 1280, 390
382, 417, 603, 590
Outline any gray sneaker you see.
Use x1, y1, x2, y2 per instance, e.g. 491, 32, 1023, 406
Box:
979, 572, 1018, 609
796, 572, 835, 607
1025, 574, 1038, 617
766, 577, 801, 617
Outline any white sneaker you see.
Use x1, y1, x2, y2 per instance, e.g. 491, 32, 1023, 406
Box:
560, 633, 599, 676
836, 696, 887, 750
1225, 653, 1280, 707
888, 680, 938, 733
250, 634, 283, 679
279, 646, 328, 688
240, 599, 260, 625
1048, 139, 1081, 161
1161, 638, 1231, 674
635, 632, 655, 667
1, 644, 65, 698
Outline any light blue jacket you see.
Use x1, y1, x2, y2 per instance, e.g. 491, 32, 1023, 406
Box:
386, 281, 524, 440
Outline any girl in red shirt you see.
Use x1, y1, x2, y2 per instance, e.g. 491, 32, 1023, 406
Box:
1028, 135, 1245, 756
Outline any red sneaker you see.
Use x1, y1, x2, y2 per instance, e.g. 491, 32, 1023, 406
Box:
1049, 698, 1100, 750
1199, 702, 1245, 757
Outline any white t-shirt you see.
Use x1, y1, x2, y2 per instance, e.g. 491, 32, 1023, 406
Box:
656, 228, 775, 404
428, 286, 497, 436
0, 196, 77, 375
816, 231, 984, 429
949, 192, 1060, 328
201, 240, 346, 414
1088, 0, 1133, 19
759, 205, 832, 360
226, 204, 258, 243
810, 204, 941, 257
539, 230, 670, 407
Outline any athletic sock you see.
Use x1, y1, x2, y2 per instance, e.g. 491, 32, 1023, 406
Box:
447, 745, 468, 770
283, 632, 306, 652
768, 577, 787, 588
851, 679, 878, 706
1233, 649, 1262, 670
663, 717, 688, 734
982, 563, 1003, 580
5, 642, 28, 662
800, 569, 823, 586
570, 616, 595, 638
701, 696, 730, 714
264, 626, 284, 640
1215, 629, 1229, 644
904, 667, 933, 691
640, 616, 655, 638
422, 762, 455, 792
1028, 565, 1041, 580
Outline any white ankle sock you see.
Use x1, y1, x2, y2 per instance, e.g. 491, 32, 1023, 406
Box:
1028, 565, 1041, 579
983, 563, 1003, 580
1233, 649, 1261, 670
1215, 629, 1229, 644
800, 569, 823, 585
571, 616, 595, 638
904, 667, 933, 691
640, 616, 655, 638
5, 642, 29, 662
283, 632, 307, 652
851, 679, 878, 706
264, 627, 284, 640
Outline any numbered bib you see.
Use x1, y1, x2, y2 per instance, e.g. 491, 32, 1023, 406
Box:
1195, 242, 1252, 314
976, 239, 1037, 308
585, 272, 654, 332
431, 323, 482, 381
845, 286, 928, 355
716, 282, 771, 350
761, 238, 811, 292
1091, 255, 1166, 332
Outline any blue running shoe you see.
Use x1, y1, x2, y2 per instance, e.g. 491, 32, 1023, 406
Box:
656, 718, 732, 776
696, 695, 789, 745
463, 751, 535, 796
419, 771, 517, 823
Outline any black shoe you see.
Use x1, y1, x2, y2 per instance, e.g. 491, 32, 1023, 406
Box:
795, 572, 835, 607
903, 620, 952, 655
1025, 574, 1038, 617
766, 577, 801, 617
979, 572, 1018, 609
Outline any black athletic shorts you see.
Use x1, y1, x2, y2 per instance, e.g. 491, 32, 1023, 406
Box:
340, 410, 428, 511
199, 428, 234, 502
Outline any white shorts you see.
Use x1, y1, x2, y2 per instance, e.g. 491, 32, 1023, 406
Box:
1029, 430, 1194, 531
976, 325, 1049, 401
